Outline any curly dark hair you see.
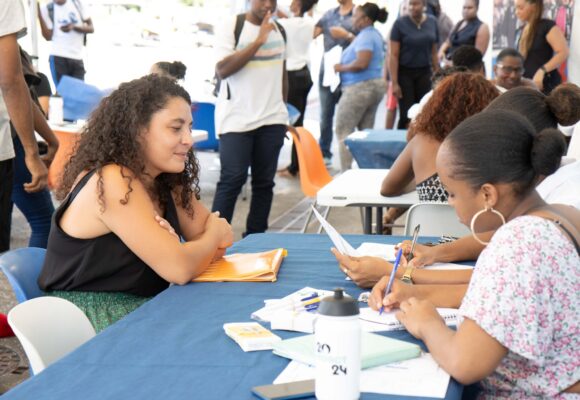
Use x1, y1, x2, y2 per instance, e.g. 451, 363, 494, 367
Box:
409, 72, 500, 142
57, 74, 200, 217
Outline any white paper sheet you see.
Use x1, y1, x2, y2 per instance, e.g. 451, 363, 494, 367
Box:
312, 206, 358, 257
274, 354, 450, 398
322, 45, 342, 92
356, 243, 397, 261
359, 307, 459, 332
423, 262, 474, 270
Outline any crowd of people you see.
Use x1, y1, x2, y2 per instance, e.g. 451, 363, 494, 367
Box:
1, 0, 579, 397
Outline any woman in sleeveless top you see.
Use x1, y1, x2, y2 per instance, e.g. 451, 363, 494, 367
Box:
381, 73, 499, 203
369, 110, 580, 397
38, 75, 233, 332
334, 83, 580, 300
438, 0, 490, 65
515, 0, 569, 94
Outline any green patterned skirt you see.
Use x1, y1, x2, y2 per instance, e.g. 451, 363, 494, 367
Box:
49, 291, 151, 333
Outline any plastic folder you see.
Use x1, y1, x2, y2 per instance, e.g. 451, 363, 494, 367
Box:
272, 332, 421, 369
193, 248, 287, 282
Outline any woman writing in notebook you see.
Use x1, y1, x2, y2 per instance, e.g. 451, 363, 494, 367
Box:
372, 110, 580, 397
334, 84, 580, 301
38, 75, 233, 332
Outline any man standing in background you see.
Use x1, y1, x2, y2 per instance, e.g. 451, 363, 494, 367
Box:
0, 0, 49, 251
38, 0, 94, 85
314, 0, 355, 166
212, 0, 288, 237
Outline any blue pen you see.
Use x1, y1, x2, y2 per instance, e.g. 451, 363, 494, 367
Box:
379, 248, 403, 315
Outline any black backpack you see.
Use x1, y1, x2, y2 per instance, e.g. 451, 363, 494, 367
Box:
47, 0, 87, 46
213, 13, 286, 98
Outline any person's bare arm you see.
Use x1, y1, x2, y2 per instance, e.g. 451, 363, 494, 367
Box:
216, 13, 274, 80
398, 302, 508, 384
282, 61, 288, 102
431, 43, 439, 72
32, 102, 59, 166
313, 25, 323, 38
532, 26, 569, 91
0, 33, 48, 192
381, 138, 414, 196
438, 39, 450, 61
396, 232, 490, 267
334, 50, 372, 73
369, 278, 468, 309
475, 23, 490, 55
37, 4, 53, 41
389, 40, 401, 98
333, 249, 473, 289
89, 165, 233, 284
73, 17, 94, 34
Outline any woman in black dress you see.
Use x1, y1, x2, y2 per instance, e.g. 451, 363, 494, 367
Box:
515, 0, 569, 94
438, 0, 490, 66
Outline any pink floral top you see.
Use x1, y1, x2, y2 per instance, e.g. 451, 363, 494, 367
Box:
460, 216, 580, 399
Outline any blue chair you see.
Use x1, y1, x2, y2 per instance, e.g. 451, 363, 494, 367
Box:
0, 248, 46, 304
192, 102, 218, 151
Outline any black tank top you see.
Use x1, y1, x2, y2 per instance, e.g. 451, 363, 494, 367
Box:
518, 19, 561, 94
446, 17, 483, 59
38, 169, 181, 297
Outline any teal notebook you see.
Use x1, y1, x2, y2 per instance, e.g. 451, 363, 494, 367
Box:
272, 332, 421, 369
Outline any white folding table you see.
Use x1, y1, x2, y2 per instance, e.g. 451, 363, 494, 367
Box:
317, 169, 419, 234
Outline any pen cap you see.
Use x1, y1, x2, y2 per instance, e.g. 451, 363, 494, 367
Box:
318, 288, 359, 317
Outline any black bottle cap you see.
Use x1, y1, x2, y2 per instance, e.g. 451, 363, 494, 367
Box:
318, 288, 359, 317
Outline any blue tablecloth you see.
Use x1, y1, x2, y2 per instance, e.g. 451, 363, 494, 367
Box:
345, 129, 407, 169
4, 234, 462, 400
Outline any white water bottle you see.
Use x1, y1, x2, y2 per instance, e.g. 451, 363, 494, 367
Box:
48, 94, 64, 125
315, 288, 361, 400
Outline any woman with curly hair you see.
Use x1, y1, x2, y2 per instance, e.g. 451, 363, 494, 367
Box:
380, 72, 500, 202
38, 75, 233, 332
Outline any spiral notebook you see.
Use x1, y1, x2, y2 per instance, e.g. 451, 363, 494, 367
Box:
193, 248, 287, 282
359, 307, 459, 332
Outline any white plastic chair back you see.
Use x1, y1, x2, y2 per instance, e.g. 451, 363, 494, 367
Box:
404, 203, 470, 237
8, 297, 96, 375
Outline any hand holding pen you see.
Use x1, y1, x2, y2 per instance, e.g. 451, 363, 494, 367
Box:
379, 248, 403, 315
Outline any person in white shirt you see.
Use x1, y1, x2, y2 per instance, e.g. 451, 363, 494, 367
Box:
212, 0, 289, 237
38, 0, 94, 85
277, 0, 318, 177
0, 0, 49, 251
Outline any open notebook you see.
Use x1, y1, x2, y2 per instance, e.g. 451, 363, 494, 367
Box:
193, 248, 287, 282
359, 307, 459, 332
272, 332, 421, 369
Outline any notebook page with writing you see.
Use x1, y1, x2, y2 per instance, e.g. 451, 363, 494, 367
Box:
359, 307, 459, 332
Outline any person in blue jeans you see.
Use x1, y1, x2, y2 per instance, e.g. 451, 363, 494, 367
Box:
314, 0, 355, 163
10, 48, 59, 248
212, 0, 289, 236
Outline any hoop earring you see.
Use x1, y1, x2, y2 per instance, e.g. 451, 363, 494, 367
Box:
470, 207, 506, 245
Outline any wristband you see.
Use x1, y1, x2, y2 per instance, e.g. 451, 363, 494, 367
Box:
400, 267, 414, 284
540, 65, 548, 73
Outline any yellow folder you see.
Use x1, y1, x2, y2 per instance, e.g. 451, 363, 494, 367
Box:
193, 248, 287, 282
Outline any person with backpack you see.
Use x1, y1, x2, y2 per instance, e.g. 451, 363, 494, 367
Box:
212, 0, 289, 237
38, 0, 94, 85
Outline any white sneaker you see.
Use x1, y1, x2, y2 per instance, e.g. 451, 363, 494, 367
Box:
323, 157, 332, 167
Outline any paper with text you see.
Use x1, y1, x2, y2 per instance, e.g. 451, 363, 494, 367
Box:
274, 353, 450, 398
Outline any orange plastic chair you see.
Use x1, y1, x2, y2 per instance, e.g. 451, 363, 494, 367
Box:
288, 126, 333, 233
47, 129, 80, 191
